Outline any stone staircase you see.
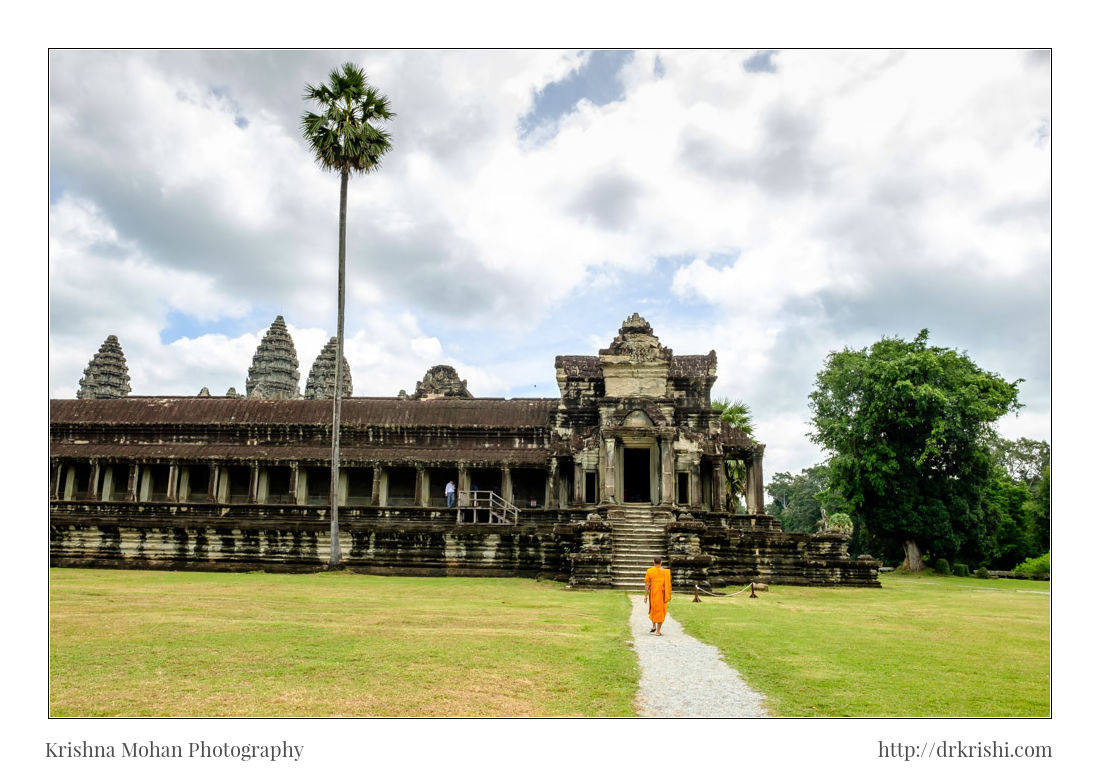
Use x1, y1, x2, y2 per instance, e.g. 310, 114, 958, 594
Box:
609, 506, 671, 590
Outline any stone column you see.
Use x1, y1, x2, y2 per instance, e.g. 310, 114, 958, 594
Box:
127, 463, 140, 502
289, 463, 300, 505
547, 458, 559, 508
177, 466, 190, 503
659, 438, 675, 506
602, 437, 617, 503
744, 455, 757, 513
414, 464, 426, 507
501, 465, 512, 505
88, 461, 101, 500
573, 461, 584, 505
247, 464, 259, 504
138, 466, 152, 502
215, 466, 229, 503
207, 465, 220, 503
167, 464, 179, 502
751, 450, 766, 515
713, 460, 727, 513
371, 464, 382, 506
61, 465, 75, 501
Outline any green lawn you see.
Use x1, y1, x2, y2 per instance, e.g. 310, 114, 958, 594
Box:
49, 569, 637, 717
672, 572, 1051, 716
50, 569, 1051, 717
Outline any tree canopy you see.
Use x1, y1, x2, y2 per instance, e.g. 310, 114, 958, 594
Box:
301, 63, 394, 176
712, 398, 755, 511
808, 330, 1022, 571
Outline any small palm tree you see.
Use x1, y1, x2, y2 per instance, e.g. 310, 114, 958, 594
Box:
302, 62, 394, 567
713, 397, 756, 512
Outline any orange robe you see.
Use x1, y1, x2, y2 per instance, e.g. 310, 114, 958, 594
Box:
644, 565, 672, 623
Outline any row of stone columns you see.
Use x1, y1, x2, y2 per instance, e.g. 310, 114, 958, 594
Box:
55, 451, 766, 512
54, 460, 557, 509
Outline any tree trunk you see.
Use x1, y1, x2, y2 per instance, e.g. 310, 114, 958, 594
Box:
900, 538, 924, 572
329, 170, 349, 568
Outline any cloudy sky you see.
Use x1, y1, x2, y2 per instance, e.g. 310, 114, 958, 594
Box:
48, 49, 1051, 482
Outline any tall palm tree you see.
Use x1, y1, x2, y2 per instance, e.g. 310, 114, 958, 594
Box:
712, 397, 755, 512
302, 62, 394, 567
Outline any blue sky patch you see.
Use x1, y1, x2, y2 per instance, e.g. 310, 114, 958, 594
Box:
518, 50, 634, 142
160, 308, 267, 344
743, 50, 779, 73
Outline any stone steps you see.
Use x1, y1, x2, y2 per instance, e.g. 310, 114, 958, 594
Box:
608, 506, 670, 590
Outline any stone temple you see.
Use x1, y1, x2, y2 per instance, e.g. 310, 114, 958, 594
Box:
50, 314, 879, 588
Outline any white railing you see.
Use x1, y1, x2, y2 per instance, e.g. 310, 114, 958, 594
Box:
455, 490, 518, 525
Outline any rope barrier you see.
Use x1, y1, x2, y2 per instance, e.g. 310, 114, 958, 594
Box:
693, 582, 755, 601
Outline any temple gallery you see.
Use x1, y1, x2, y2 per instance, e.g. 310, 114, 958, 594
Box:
51, 314, 879, 588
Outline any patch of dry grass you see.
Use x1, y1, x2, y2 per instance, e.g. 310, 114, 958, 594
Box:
49, 569, 637, 717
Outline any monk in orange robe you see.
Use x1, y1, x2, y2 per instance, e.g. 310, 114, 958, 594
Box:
644, 557, 672, 636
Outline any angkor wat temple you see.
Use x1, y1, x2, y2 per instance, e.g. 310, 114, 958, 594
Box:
50, 314, 879, 588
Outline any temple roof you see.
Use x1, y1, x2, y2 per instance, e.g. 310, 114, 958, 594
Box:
48, 441, 550, 466
50, 397, 558, 429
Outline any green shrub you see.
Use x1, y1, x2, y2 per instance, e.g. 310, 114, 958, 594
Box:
1013, 552, 1051, 579
952, 563, 969, 577
828, 512, 853, 531
976, 567, 990, 579
934, 558, 951, 575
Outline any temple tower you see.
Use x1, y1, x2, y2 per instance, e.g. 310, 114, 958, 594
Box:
77, 335, 131, 399
304, 337, 353, 399
246, 316, 301, 398
412, 365, 473, 399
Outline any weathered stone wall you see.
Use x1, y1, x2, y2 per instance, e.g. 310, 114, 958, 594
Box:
50, 503, 580, 579
50, 503, 878, 587
556, 519, 614, 588
700, 527, 880, 587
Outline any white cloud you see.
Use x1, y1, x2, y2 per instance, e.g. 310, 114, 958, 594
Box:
48, 49, 1051, 478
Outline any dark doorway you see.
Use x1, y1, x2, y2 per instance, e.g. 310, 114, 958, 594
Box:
266, 467, 292, 504
226, 465, 251, 504
511, 468, 546, 508
387, 466, 417, 506
623, 448, 651, 503
677, 472, 689, 505
469, 469, 502, 497
345, 468, 374, 506
185, 465, 212, 502
584, 471, 598, 504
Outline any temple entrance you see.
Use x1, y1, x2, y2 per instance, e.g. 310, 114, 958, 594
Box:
623, 447, 651, 503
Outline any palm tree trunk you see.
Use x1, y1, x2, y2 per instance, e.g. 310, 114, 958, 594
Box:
329, 170, 349, 568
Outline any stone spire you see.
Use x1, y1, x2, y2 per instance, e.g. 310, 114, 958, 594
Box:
304, 337, 353, 400
246, 316, 301, 398
412, 365, 473, 399
77, 335, 131, 399
600, 312, 672, 363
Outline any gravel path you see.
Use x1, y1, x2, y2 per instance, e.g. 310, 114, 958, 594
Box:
630, 594, 769, 718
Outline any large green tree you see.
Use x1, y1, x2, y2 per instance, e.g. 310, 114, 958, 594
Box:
302, 63, 394, 567
808, 330, 1021, 571
712, 398, 755, 512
